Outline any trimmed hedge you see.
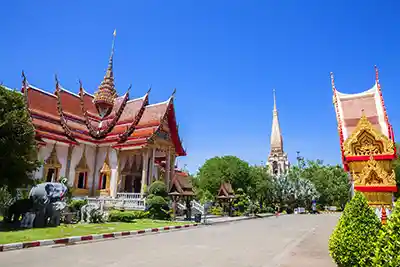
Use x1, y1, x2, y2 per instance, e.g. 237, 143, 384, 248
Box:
372, 199, 400, 266
329, 192, 381, 267
108, 210, 150, 222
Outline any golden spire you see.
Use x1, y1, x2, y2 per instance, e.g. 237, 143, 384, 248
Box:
93, 29, 118, 118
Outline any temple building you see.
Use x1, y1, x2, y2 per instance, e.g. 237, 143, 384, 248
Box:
267, 89, 290, 176
19, 34, 186, 199
331, 66, 397, 220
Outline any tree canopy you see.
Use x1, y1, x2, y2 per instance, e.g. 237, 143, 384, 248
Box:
0, 86, 40, 191
291, 159, 350, 208
195, 156, 251, 195
193, 155, 350, 211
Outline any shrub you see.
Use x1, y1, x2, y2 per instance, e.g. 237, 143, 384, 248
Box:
146, 195, 171, 220
68, 199, 87, 212
372, 200, 400, 266
209, 206, 223, 216
148, 181, 168, 198
89, 208, 105, 223
329, 192, 381, 267
108, 210, 149, 222
0, 186, 13, 217
262, 206, 275, 214
246, 201, 259, 215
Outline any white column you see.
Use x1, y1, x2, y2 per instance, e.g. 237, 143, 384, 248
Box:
166, 148, 171, 186
141, 149, 149, 195
170, 152, 176, 189
149, 147, 156, 183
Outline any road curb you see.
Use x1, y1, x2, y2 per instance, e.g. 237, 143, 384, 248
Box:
0, 223, 198, 252
204, 214, 274, 225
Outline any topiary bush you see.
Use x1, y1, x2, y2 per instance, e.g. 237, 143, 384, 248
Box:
108, 210, 149, 222
148, 181, 168, 198
329, 192, 381, 267
146, 195, 171, 220
372, 200, 400, 266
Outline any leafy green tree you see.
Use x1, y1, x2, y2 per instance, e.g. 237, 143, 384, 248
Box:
329, 192, 381, 267
247, 165, 274, 207
292, 160, 350, 208
0, 86, 40, 191
272, 173, 319, 211
372, 200, 400, 266
196, 156, 251, 195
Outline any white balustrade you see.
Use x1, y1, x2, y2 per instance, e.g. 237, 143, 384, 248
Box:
87, 196, 146, 211
176, 202, 186, 211
116, 192, 143, 200
191, 200, 205, 214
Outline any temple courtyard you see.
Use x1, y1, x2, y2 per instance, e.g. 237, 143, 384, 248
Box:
0, 213, 339, 267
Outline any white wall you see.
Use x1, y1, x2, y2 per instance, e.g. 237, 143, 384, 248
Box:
34, 142, 68, 181
56, 144, 69, 180
34, 143, 53, 179
67, 144, 96, 189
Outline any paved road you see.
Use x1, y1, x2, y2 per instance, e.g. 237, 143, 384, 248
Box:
0, 214, 339, 267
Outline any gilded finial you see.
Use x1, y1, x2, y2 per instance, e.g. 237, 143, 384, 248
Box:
374, 65, 379, 82
55, 74, 59, 86
330, 72, 336, 91
21, 70, 28, 91
146, 84, 152, 94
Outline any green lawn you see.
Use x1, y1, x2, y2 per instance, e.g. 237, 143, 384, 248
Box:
0, 219, 189, 244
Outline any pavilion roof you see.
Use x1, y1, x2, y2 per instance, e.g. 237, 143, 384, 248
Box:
168, 170, 194, 196
217, 182, 235, 199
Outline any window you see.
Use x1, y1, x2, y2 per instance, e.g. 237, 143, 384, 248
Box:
101, 173, 107, 190
77, 172, 87, 189
46, 168, 56, 182
272, 161, 279, 175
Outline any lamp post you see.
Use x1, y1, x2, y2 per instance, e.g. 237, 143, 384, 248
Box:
296, 151, 304, 168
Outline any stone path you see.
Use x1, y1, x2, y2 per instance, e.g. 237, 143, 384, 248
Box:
0, 213, 339, 267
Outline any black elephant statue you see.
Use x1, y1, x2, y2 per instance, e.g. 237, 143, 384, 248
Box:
4, 198, 34, 223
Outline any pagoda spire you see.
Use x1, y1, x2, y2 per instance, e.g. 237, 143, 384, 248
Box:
270, 89, 283, 153
93, 29, 118, 118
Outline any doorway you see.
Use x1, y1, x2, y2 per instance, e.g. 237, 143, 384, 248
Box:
124, 175, 133, 192
133, 177, 141, 193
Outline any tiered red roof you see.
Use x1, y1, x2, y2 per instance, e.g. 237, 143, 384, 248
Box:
21, 42, 186, 158
23, 83, 185, 156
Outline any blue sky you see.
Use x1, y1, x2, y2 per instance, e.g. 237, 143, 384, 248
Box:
1, 1, 399, 173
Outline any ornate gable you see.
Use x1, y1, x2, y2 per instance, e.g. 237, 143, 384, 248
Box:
45, 145, 61, 168
343, 114, 395, 157
352, 156, 396, 187
75, 146, 89, 172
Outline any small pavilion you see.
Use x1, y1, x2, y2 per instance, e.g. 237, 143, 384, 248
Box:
217, 182, 236, 216
168, 170, 194, 219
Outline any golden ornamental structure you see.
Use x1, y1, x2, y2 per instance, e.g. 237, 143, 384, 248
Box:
331, 66, 397, 222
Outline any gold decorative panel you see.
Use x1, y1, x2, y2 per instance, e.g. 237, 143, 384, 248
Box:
362, 192, 393, 206
343, 114, 394, 157
352, 156, 396, 187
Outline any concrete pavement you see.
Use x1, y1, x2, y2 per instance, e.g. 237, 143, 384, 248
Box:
0, 213, 339, 267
